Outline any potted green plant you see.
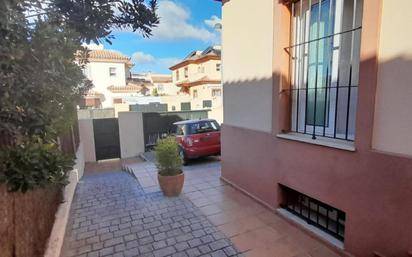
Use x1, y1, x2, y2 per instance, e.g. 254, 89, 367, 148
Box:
155, 136, 184, 196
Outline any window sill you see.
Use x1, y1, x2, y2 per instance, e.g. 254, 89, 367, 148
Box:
276, 132, 355, 152
276, 208, 344, 250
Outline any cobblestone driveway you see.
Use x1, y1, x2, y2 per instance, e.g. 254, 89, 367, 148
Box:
62, 166, 243, 257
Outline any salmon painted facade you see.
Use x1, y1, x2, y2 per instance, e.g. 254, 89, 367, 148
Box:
218, 0, 412, 256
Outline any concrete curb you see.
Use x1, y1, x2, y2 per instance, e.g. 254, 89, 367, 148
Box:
139, 152, 151, 162
44, 169, 79, 257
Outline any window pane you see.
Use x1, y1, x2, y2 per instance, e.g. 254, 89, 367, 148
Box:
289, 0, 362, 140
188, 121, 220, 134
306, 0, 334, 127
176, 125, 185, 135
203, 100, 212, 108
181, 102, 191, 111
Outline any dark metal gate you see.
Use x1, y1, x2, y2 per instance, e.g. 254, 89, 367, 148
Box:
93, 118, 121, 161
142, 110, 209, 151
142, 113, 181, 151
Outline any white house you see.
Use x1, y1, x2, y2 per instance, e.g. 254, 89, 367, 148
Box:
80, 44, 133, 108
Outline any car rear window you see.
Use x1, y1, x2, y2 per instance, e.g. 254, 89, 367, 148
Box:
176, 125, 185, 135
187, 120, 220, 135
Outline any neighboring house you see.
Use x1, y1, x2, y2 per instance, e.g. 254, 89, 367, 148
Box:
78, 90, 105, 109
151, 74, 176, 96
80, 44, 133, 108
170, 46, 223, 111
108, 82, 152, 103
219, 0, 412, 256
131, 73, 177, 96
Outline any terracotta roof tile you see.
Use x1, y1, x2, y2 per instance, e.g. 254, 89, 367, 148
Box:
88, 49, 130, 61
152, 75, 172, 83
107, 83, 151, 93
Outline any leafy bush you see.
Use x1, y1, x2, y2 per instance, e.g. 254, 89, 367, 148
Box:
0, 0, 158, 192
155, 137, 183, 176
0, 138, 74, 192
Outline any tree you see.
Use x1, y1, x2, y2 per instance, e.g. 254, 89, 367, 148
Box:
0, 0, 159, 192
152, 88, 159, 96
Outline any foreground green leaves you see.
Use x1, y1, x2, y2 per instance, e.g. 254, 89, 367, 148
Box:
0, 137, 74, 192
0, 0, 158, 192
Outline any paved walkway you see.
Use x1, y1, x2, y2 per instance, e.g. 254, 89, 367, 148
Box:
127, 157, 345, 257
62, 160, 242, 257
63, 157, 345, 257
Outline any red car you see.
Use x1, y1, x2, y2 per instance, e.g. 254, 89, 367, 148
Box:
174, 119, 221, 164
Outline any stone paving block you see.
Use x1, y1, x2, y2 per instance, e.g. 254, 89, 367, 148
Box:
86, 236, 100, 244
124, 233, 137, 242
166, 237, 177, 246
77, 244, 92, 255
223, 246, 238, 256
115, 228, 131, 237
139, 244, 154, 254
87, 251, 99, 257
153, 246, 176, 257
137, 230, 151, 239
175, 241, 190, 252
119, 222, 132, 230
209, 239, 231, 251
125, 240, 139, 250
193, 229, 207, 238
149, 227, 160, 235
199, 244, 212, 254
172, 252, 189, 257
139, 235, 155, 245
92, 242, 103, 251
188, 238, 202, 248
124, 247, 139, 257
115, 243, 126, 252
211, 249, 228, 257
201, 235, 215, 244
153, 240, 167, 250
154, 232, 167, 241
186, 247, 201, 257
99, 246, 114, 256
104, 237, 123, 247
100, 232, 114, 241
77, 230, 96, 240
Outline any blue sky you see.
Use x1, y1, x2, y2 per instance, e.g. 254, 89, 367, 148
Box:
103, 0, 222, 74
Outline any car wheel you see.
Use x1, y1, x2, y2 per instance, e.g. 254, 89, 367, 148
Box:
179, 148, 188, 166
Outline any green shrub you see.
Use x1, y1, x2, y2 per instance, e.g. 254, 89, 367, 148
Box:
0, 138, 74, 192
154, 137, 182, 176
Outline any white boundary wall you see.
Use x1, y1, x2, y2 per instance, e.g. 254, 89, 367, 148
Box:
118, 112, 145, 159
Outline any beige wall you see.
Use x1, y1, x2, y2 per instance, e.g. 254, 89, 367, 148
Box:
190, 84, 222, 107
118, 112, 145, 159
222, 0, 274, 133
78, 119, 96, 162
209, 105, 224, 124
155, 82, 179, 96
160, 95, 192, 111
173, 59, 222, 84
113, 103, 130, 117
372, 0, 412, 157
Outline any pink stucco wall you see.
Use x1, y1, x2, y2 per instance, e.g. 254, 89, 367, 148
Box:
220, 1, 412, 256
221, 124, 412, 257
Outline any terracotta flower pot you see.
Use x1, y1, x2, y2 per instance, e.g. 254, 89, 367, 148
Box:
158, 172, 184, 197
